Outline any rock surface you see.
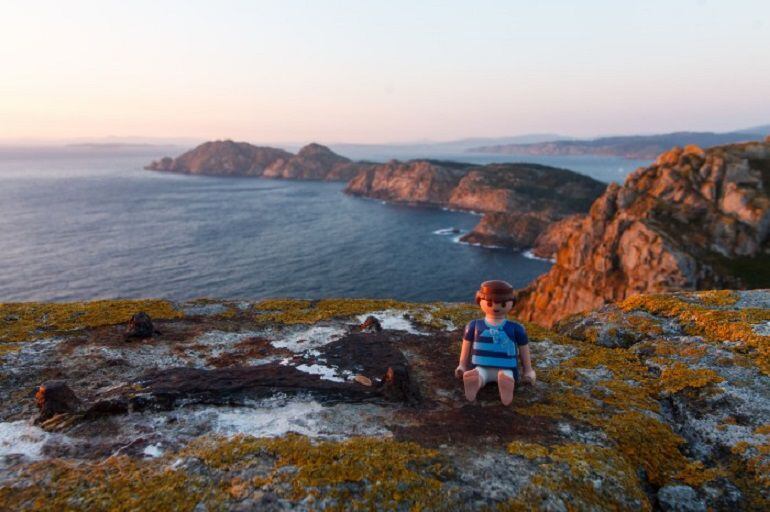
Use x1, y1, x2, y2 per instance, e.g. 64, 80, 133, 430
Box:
514, 140, 770, 327
529, 213, 585, 259
146, 141, 368, 181
346, 160, 606, 249
1, 292, 769, 510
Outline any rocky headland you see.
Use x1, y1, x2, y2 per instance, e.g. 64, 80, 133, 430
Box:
345, 161, 606, 251
513, 139, 770, 327
1, 290, 769, 510
146, 141, 368, 181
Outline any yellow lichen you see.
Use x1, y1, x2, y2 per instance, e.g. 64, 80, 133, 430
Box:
0, 455, 217, 512
506, 440, 549, 459
658, 362, 724, 394
1, 434, 452, 512
502, 442, 651, 511
755, 424, 770, 435
620, 293, 770, 375
251, 297, 477, 332
185, 434, 450, 510
603, 411, 688, 487
0, 299, 183, 344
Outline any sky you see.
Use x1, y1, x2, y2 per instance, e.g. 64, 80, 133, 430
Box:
1, 0, 769, 144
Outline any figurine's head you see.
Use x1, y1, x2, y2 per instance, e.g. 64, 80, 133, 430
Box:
475, 280, 515, 318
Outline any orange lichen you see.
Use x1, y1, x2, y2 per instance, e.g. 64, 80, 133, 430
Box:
697, 290, 740, 307
675, 460, 726, 487
658, 362, 724, 394
620, 293, 770, 375
603, 411, 689, 487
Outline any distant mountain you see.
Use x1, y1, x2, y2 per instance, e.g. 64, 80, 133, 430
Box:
328, 134, 568, 159
736, 123, 770, 134
469, 130, 770, 159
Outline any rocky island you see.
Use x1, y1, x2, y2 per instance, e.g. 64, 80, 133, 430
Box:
1, 290, 769, 510
513, 138, 770, 327
146, 140, 370, 181
345, 160, 606, 251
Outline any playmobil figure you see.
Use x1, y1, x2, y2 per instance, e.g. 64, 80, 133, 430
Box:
455, 280, 536, 405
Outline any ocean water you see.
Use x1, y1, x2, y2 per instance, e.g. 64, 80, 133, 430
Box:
0, 146, 647, 303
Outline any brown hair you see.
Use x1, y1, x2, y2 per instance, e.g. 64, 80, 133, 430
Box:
475, 280, 515, 304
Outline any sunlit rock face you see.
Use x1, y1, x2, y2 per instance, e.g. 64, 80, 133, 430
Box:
514, 140, 770, 327
1, 291, 769, 510
346, 160, 606, 249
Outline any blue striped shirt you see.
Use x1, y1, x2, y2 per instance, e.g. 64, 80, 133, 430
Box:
464, 319, 529, 369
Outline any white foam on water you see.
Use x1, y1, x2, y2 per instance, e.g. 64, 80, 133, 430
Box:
432, 227, 462, 236
453, 237, 505, 250
271, 325, 347, 352
0, 421, 51, 460
522, 249, 556, 263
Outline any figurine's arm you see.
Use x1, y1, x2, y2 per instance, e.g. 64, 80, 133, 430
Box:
455, 338, 472, 379
518, 344, 536, 384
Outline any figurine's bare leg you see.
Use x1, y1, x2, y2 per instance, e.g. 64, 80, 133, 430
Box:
463, 368, 485, 402
498, 369, 515, 405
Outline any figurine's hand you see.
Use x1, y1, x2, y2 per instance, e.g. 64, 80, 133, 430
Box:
522, 369, 537, 385
455, 364, 469, 379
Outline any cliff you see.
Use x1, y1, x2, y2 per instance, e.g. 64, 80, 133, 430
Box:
470, 131, 767, 160
146, 141, 366, 181
513, 139, 770, 327
345, 160, 606, 249
1, 290, 769, 510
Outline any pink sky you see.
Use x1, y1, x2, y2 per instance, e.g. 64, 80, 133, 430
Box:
2, 0, 769, 144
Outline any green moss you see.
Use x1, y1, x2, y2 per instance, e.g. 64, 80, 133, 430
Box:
0, 299, 183, 344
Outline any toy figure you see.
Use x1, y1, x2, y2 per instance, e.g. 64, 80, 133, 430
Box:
455, 280, 536, 405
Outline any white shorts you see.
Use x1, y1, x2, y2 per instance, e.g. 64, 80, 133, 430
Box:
476, 366, 514, 386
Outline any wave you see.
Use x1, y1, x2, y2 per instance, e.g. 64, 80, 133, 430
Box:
453, 236, 506, 250
522, 249, 556, 263
432, 227, 462, 236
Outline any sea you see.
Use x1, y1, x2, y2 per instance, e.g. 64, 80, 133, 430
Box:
0, 145, 650, 303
